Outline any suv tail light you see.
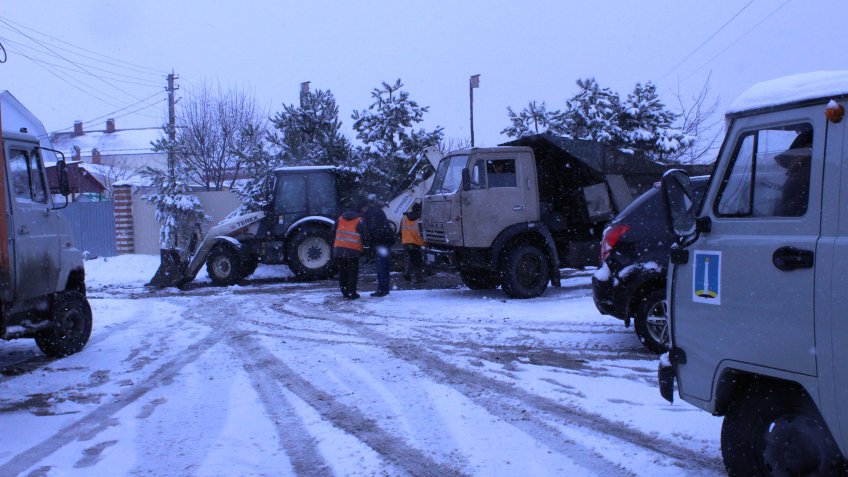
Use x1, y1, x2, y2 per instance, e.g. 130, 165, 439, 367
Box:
600, 224, 630, 263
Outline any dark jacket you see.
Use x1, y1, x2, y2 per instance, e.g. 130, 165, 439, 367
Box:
334, 210, 366, 259
362, 205, 395, 248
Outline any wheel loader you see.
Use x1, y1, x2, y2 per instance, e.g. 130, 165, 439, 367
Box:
148, 147, 442, 288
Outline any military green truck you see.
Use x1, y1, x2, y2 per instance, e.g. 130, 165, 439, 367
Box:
659, 71, 848, 475
420, 134, 639, 298
0, 93, 92, 357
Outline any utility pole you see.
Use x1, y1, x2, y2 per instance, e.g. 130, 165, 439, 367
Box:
469, 74, 480, 147
166, 72, 179, 177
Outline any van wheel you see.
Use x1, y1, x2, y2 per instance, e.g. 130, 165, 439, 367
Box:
35, 291, 93, 358
500, 244, 549, 299
721, 384, 847, 476
287, 226, 335, 280
460, 268, 499, 290
206, 245, 242, 286
634, 289, 669, 354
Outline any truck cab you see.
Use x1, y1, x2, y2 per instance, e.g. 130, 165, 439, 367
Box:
659, 71, 848, 475
0, 128, 92, 357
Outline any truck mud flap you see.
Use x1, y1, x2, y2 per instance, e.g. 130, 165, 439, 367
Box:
146, 249, 189, 289
658, 352, 676, 403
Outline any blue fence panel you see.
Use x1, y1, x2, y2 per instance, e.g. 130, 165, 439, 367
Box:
58, 201, 117, 257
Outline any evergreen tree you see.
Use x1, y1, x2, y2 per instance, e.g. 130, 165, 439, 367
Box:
145, 130, 210, 249
619, 82, 693, 162
501, 101, 553, 138
549, 78, 624, 146
269, 89, 351, 167
351, 79, 443, 199
230, 123, 282, 215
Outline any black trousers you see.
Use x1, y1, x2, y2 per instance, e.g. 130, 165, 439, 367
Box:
336, 256, 359, 297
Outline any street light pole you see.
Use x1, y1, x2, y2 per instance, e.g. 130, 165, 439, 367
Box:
469, 74, 480, 147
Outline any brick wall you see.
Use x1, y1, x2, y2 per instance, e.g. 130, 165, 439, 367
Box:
113, 184, 134, 254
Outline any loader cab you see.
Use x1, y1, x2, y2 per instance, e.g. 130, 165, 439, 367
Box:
269, 166, 358, 236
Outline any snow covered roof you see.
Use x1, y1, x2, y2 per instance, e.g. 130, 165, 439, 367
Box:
50, 127, 163, 156
274, 165, 338, 172
728, 71, 848, 115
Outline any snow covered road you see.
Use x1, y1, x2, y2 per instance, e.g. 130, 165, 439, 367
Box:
0, 258, 725, 476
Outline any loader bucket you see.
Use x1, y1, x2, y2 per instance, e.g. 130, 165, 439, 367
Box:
146, 248, 189, 288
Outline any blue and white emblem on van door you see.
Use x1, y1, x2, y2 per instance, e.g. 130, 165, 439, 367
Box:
693, 251, 721, 305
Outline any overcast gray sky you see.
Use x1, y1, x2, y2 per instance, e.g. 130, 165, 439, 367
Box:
1, 0, 845, 148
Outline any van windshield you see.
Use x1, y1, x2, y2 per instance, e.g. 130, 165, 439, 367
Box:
428, 155, 469, 194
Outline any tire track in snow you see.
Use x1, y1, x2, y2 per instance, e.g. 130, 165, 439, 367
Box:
0, 331, 223, 477
281, 299, 725, 475
222, 329, 468, 477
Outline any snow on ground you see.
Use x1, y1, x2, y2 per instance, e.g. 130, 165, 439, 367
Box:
0, 255, 725, 476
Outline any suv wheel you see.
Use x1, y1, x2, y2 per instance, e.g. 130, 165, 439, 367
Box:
721, 384, 847, 476
634, 289, 669, 354
35, 291, 93, 358
500, 244, 549, 299
206, 245, 242, 286
460, 268, 499, 290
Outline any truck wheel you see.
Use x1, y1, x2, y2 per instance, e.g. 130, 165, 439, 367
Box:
500, 244, 549, 299
206, 245, 243, 286
240, 254, 260, 278
287, 226, 335, 280
634, 289, 669, 354
721, 384, 847, 476
460, 268, 499, 290
35, 291, 93, 358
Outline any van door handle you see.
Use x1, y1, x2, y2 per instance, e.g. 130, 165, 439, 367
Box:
772, 246, 814, 271
512, 206, 525, 211
18, 225, 29, 235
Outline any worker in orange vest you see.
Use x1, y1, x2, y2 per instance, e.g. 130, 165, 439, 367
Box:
401, 202, 426, 283
333, 199, 366, 299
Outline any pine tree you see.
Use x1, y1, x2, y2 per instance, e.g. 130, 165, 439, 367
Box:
549, 78, 624, 146
501, 101, 552, 138
231, 123, 281, 215
269, 89, 351, 167
145, 130, 210, 249
351, 79, 443, 199
619, 82, 693, 162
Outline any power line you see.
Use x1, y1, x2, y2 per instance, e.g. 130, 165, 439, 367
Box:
0, 14, 162, 76
683, 0, 793, 81
0, 35, 162, 87
43, 98, 166, 139
0, 17, 145, 101
47, 92, 165, 133
659, 0, 754, 82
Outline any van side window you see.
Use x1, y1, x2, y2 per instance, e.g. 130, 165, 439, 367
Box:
486, 159, 516, 188
715, 124, 813, 218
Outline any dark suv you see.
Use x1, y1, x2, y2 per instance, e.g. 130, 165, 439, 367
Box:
592, 176, 708, 353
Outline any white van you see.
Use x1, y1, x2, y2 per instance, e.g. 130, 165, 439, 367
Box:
659, 71, 848, 476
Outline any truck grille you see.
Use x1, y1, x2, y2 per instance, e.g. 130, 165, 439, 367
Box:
423, 228, 447, 244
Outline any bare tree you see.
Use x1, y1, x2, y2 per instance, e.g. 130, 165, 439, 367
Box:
167, 83, 267, 190
438, 137, 472, 155
664, 75, 722, 165
92, 157, 141, 200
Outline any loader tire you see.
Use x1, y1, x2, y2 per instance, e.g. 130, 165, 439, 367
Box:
499, 244, 549, 299
35, 291, 93, 358
287, 226, 335, 280
206, 245, 243, 286
240, 254, 260, 278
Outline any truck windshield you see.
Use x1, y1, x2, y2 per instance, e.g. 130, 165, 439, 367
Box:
428, 155, 468, 195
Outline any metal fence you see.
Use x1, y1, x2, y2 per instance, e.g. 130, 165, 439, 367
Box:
58, 201, 117, 257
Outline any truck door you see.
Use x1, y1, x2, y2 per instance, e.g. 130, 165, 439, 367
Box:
461, 153, 534, 247
672, 107, 824, 402
6, 146, 59, 303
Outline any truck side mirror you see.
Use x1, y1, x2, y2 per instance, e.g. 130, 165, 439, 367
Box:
661, 169, 697, 244
461, 168, 471, 192
57, 159, 71, 196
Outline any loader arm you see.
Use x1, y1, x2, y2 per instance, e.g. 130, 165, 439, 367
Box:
383, 146, 442, 230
